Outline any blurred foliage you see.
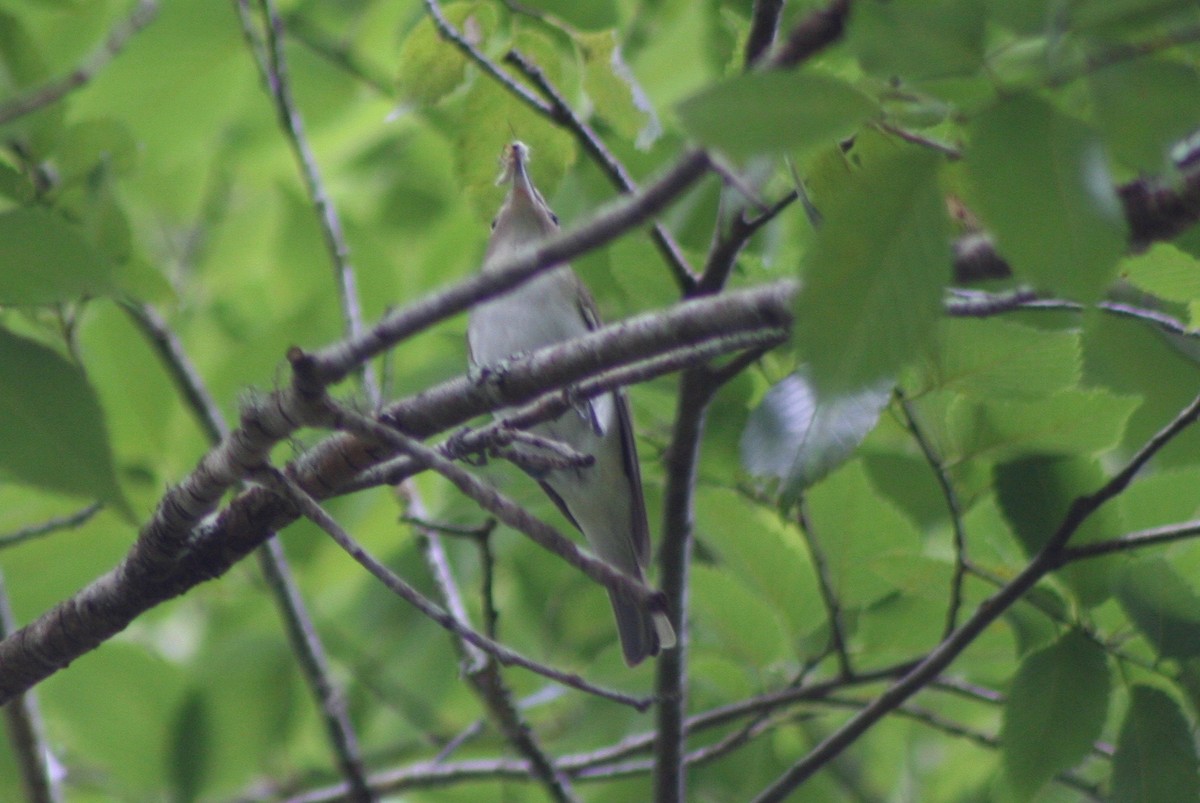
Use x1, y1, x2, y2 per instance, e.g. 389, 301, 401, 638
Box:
1, 0, 1200, 800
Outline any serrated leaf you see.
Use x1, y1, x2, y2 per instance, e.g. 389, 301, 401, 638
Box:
1122, 244, 1200, 304
1117, 558, 1200, 660
795, 150, 950, 393
741, 368, 891, 503
1112, 685, 1200, 803
951, 388, 1140, 461
804, 461, 922, 608
0, 327, 129, 515
0, 207, 118, 303
852, 0, 986, 80
677, 71, 878, 159
918, 318, 1081, 399
967, 94, 1126, 301
1091, 59, 1200, 173
1001, 631, 1110, 800
993, 455, 1123, 605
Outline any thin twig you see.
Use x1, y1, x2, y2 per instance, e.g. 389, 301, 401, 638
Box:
895, 389, 969, 638
1064, 519, 1200, 561
126, 301, 373, 800
0, 0, 158, 125
257, 466, 649, 710
795, 499, 853, 678
422, 0, 552, 114
0, 572, 62, 803
258, 540, 374, 802
0, 503, 102, 551
405, 490, 578, 802
750, 389, 1200, 802
503, 49, 699, 292
312, 396, 664, 612
307, 148, 713, 386
240, 0, 380, 405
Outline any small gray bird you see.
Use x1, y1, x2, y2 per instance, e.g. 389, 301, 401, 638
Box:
467, 142, 675, 666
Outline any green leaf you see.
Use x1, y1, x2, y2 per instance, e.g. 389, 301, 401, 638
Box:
676, 71, 878, 159
691, 564, 790, 666
577, 30, 659, 147
795, 150, 950, 393
395, 2, 493, 106
993, 455, 1124, 605
741, 368, 891, 503
950, 388, 1140, 462
967, 94, 1127, 301
917, 318, 1081, 399
1001, 631, 1110, 800
515, 0, 618, 30
1112, 685, 1200, 803
1091, 59, 1200, 173
695, 488, 824, 639
804, 461, 923, 609
852, 0, 986, 80
1117, 558, 1200, 660
0, 207, 118, 303
1122, 244, 1200, 304
0, 327, 129, 515
1071, 0, 1200, 32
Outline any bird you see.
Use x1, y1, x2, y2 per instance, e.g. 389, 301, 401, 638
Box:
466, 141, 675, 666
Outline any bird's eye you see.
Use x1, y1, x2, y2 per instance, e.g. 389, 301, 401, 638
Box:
548, 211, 559, 225
490, 217, 497, 230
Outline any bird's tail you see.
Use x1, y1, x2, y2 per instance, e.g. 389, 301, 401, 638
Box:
609, 590, 677, 667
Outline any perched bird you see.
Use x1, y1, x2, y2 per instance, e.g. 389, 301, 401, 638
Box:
467, 142, 675, 666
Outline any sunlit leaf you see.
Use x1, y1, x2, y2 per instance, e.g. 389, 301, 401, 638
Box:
741, 368, 891, 504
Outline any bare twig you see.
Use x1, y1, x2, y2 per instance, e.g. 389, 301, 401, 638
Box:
750, 389, 1200, 802
422, 0, 551, 114
405, 490, 578, 802
1064, 519, 1200, 561
503, 49, 699, 292
745, 0, 786, 66
0, 572, 62, 803
0, 503, 102, 551
239, 0, 379, 406
795, 499, 852, 678
257, 466, 649, 709
0, 0, 158, 125
307, 148, 713, 386
895, 390, 969, 637
125, 301, 373, 800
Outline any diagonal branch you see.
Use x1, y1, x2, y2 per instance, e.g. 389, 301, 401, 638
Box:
503, 48, 699, 292
750, 389, 1200, 801
0, 0, 158, 126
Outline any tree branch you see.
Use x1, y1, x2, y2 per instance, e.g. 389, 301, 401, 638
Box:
0, 0, 158, 126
